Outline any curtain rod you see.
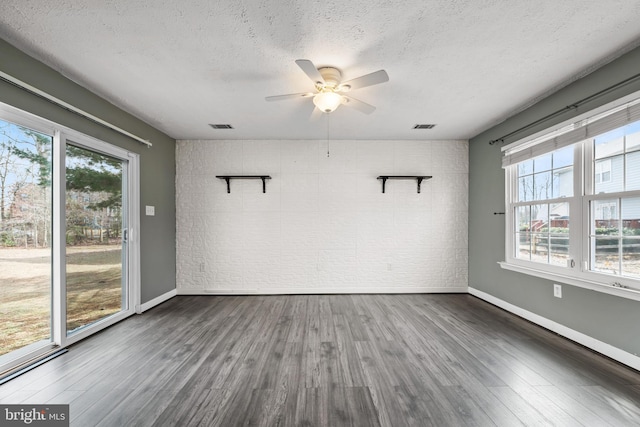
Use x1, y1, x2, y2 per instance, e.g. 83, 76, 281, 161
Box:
0, 70, 152, 148
489, 72, 640, 145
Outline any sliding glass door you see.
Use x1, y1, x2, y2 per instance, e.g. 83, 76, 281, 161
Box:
65, 143, 127, 335
0, 104, 138, 375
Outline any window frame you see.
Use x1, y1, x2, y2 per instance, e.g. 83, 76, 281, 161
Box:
501, 92, 640, 302
504, 144, 584, 273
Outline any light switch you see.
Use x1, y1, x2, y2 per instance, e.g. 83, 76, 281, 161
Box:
145, 205, 155, 216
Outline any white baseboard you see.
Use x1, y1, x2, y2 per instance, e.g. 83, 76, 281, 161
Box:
137, 289, 177, 313
469, 287, 640, 372
177, 286, 468, 295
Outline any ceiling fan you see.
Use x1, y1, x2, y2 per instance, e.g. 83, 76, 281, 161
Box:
265, 59, 389, 114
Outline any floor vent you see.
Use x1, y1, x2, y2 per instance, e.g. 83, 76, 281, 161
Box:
413, 124, 436, 129
209, 124, 234, 129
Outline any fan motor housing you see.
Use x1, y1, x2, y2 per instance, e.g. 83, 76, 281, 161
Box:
318, 67, 342, 88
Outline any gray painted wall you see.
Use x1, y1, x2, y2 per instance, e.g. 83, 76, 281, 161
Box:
470, 46, 640, 355
0, 38, 176, 304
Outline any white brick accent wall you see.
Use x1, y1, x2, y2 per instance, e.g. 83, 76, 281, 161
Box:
176, 140, 468, 294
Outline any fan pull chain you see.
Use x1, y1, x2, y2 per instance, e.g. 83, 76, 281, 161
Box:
326, 113, 331, 157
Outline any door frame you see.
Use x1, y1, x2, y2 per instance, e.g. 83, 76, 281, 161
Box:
0, 102, 140, 374
55, 128, 140, 347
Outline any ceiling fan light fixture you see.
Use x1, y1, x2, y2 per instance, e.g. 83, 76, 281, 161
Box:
313, 90, 343, 113
266, 59, 388, 115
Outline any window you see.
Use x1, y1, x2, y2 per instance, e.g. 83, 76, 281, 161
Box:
502, 95, 640, 298
514, 146, 572, 267
590, 198, 640, 278
588, 121, 640, 278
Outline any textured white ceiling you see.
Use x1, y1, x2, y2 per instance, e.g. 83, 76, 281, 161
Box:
1, 0, 640, 141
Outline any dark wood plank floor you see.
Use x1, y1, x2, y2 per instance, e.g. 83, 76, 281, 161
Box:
2, 294, 640, 426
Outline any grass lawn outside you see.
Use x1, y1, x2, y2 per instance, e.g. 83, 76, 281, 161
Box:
0, 245, 122, 357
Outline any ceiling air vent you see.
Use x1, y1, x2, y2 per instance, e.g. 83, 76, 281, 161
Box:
209, 124, 234, 129
413, 124, 436, 129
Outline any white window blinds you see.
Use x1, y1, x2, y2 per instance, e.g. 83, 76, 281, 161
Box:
502, 98, 640, 168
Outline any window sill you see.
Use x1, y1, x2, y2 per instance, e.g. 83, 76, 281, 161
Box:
498, 261, 640, 302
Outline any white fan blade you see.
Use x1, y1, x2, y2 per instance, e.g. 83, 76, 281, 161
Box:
265, 92, 314, 102
342, 96, 376, 114
340, 70, 389, 91
295, 59, 325, 85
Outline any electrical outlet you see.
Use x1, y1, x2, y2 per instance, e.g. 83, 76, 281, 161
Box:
553, 284, 562, 298
199, 262, 205, 272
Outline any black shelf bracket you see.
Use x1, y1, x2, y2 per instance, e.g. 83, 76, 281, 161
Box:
216, 175, 272, 193
376, 175, 432, 193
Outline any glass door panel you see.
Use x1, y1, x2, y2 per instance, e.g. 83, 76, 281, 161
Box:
65, 143, 126, 335
0, 119, 53, 360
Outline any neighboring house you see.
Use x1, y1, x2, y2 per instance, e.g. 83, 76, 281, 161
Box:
3, 183, 50, 247
593, 125, 640, 222
5, 182, 119, 246
526, 127, 640, 226
7, 183, 48, 220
